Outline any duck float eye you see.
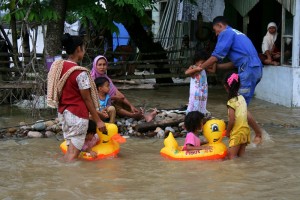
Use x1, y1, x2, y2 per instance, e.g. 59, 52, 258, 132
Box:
211, 124, 219, 132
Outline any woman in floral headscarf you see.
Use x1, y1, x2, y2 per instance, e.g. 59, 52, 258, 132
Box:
91, 55, 157, 122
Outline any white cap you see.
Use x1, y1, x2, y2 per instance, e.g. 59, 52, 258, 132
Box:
267, 22, 277, 30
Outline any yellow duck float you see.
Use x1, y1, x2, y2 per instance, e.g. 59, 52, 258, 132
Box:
60, 123, 126, 161
160, 119, 227, 160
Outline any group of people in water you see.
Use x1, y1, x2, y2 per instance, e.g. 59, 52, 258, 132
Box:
47, 16, 264, 162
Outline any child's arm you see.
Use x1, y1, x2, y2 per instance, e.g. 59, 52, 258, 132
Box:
201, 141, 209, 145
185, 144, 213, 151
185, 65, 202, 76
226, 107, 235, 137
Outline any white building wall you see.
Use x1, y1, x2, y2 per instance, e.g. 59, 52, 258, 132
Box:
292, 67, 300, 106
255, 66, 293, 107
290, 0, 300, 107
256, 0, 300, 107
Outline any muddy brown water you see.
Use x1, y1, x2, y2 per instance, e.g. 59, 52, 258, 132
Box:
0, 86, 300, 200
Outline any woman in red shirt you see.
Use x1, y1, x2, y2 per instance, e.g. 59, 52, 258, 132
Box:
48, 33, 105, 162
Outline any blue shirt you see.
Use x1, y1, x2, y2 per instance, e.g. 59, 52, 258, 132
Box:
212, 26, 262, 68
99, 94, 111, 111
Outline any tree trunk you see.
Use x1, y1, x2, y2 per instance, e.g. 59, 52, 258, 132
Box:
22, 27, 30, 64
45, 0, 67, 57
123, 15, 173, 83
0, 25, 14, 53
0, 35, 10, 81
9, 0, 19, 68
0, 35, 10, 69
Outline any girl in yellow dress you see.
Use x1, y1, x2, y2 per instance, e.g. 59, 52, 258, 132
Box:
224, 72, 250, 159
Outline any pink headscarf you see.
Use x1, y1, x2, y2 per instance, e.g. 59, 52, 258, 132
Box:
91, 55, 117, 97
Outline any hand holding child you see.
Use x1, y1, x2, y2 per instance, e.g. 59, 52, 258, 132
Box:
186, 65, 203, 78
97, 110, 109, 119
192, 64, 203, 72
96, 120, 106, 132
101, 110, 109, 118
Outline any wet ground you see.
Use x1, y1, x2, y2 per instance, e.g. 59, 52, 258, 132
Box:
0, 86, 300, 199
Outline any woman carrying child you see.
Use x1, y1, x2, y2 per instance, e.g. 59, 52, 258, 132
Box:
47, 33, 105, 162
91, 55, 157, 122
224, 73, 250, 159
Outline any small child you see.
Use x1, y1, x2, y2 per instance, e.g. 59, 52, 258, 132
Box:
185, 51, 216, 115
95, 77, 116, 123
82, 120, 100, 158
224, 72, 250, 159
183, 111, 212, 151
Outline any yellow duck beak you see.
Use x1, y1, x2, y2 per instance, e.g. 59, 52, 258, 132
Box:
222, 130, 227, 137
111, 134, 126, 143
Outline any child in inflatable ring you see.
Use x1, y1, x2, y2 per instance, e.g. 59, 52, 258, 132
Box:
183, 111, 213, 151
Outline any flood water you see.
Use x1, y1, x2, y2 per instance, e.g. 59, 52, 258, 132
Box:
0, 86, 300, 200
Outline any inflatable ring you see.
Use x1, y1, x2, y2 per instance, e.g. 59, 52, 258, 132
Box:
60, 123, 126, 161
160, 119, 227, 160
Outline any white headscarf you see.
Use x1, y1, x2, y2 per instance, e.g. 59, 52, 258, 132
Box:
262, 22, 278, 53
267, 22, 277, 30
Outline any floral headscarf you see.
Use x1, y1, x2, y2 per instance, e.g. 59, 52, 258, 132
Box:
91, 55, 117, 97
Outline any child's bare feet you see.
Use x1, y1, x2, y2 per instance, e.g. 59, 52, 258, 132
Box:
144, 108, 158, 122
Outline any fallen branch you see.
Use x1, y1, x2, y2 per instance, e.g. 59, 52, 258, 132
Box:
134, 115, 185, 132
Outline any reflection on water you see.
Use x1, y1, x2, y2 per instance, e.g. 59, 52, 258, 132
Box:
0, 87, 300, 199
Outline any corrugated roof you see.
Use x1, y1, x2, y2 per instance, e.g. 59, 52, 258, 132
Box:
228, 0, 295, 16
228, 0, 259, 17
276, 0, 295, 15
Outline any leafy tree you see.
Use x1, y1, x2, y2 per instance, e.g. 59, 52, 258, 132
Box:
0, 0, 60, 63
1, 0, 174, 83
44, 0, 67, 56
67, 0, 173, 83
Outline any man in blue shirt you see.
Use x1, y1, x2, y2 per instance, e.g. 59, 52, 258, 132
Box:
198, 16, 263, 144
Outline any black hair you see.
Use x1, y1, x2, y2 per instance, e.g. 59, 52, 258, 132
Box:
94, 77, 109, 88
61, 33, 84, 55
224, 72, 240, 100
184, 111, 205, 133
193, 50, 209, 64
212, 16, 228, 26
87, 120, 97, 135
